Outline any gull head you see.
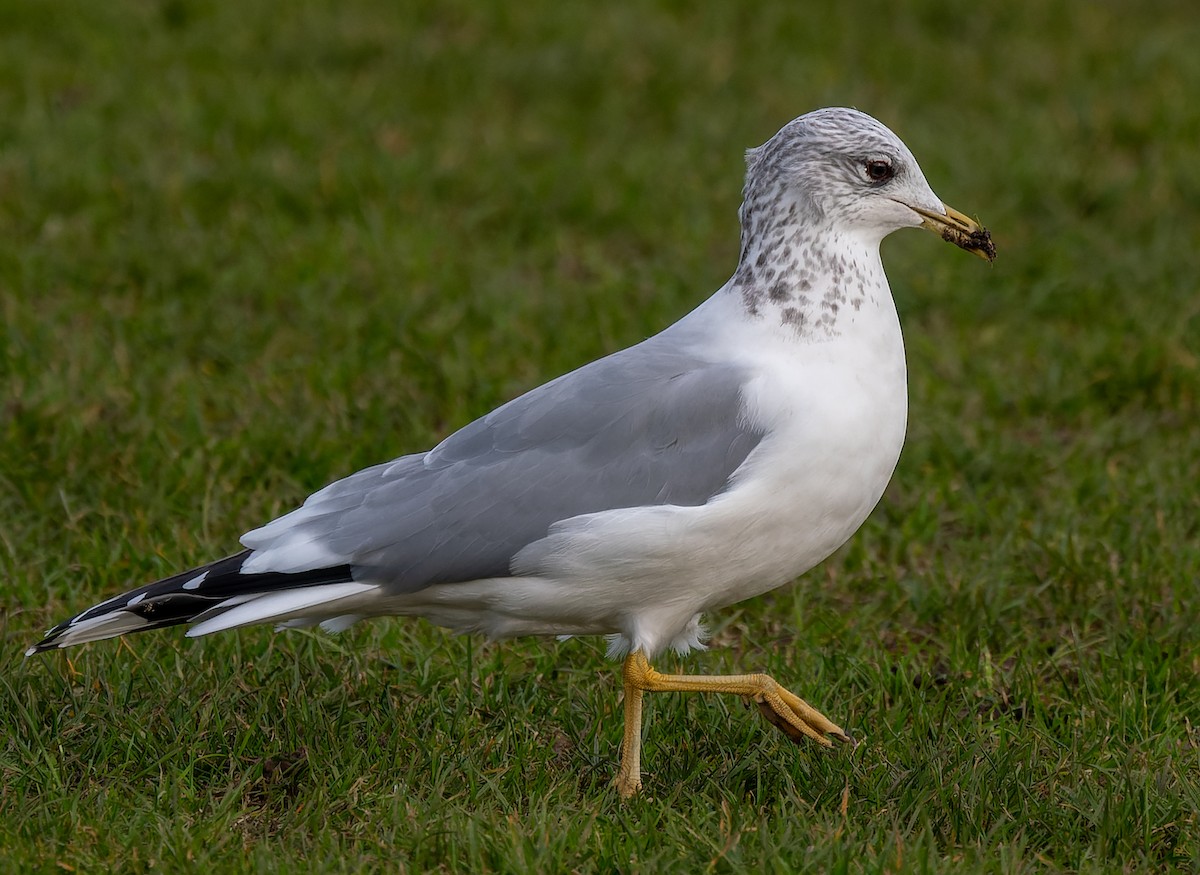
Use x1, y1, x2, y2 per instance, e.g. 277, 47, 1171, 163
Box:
741, 107, 994, 262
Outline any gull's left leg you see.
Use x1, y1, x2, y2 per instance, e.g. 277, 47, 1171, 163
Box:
613, 650, 851, 797
611, 664, 646, 798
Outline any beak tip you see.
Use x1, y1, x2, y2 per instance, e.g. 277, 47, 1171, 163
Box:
936, 206, 996, 262
966, 228, 997, 263
911, 202, 996, 262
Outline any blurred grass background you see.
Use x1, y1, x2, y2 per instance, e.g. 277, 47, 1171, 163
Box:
2, 0, 1199, 871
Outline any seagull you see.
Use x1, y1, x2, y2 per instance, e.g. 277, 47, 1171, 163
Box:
26, 107, 993, 797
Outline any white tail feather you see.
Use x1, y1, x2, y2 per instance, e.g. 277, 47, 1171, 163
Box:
275, 614, 365, 633
320, 614, 364, 633
186, 583, 379, 638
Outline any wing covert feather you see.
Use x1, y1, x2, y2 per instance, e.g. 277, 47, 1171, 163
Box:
243, 339, 763, 592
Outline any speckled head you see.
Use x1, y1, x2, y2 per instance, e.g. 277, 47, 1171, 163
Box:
738, 107, 993, 262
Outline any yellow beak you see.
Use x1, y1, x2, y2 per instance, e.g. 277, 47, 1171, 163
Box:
907, 203, 996, 262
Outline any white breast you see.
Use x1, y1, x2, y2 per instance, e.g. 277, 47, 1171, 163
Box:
664, 246, 908, 608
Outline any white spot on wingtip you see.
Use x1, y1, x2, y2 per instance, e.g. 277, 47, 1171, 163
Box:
182, 570, 208, 590
24, 646, 38, 658
127, 593, 146, 607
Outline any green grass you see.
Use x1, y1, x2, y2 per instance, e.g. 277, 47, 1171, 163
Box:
3, 0, 1200, 871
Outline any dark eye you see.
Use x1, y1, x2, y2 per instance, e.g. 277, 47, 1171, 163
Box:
864, 159, 894, 183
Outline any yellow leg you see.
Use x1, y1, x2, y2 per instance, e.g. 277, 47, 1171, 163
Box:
612, 674, 645, 798
612, 650, 852, 798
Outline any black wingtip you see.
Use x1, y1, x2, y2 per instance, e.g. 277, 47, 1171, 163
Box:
25, 550, 358, 655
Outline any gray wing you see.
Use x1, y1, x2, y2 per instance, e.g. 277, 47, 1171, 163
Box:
246, 337, 763, 593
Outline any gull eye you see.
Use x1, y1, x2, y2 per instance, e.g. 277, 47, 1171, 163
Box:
864, 159, 894, 183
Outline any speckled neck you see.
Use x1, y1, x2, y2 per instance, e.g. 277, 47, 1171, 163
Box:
728, 181, 876, 336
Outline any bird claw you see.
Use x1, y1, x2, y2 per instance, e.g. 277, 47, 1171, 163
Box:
751, 686, 854, 747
